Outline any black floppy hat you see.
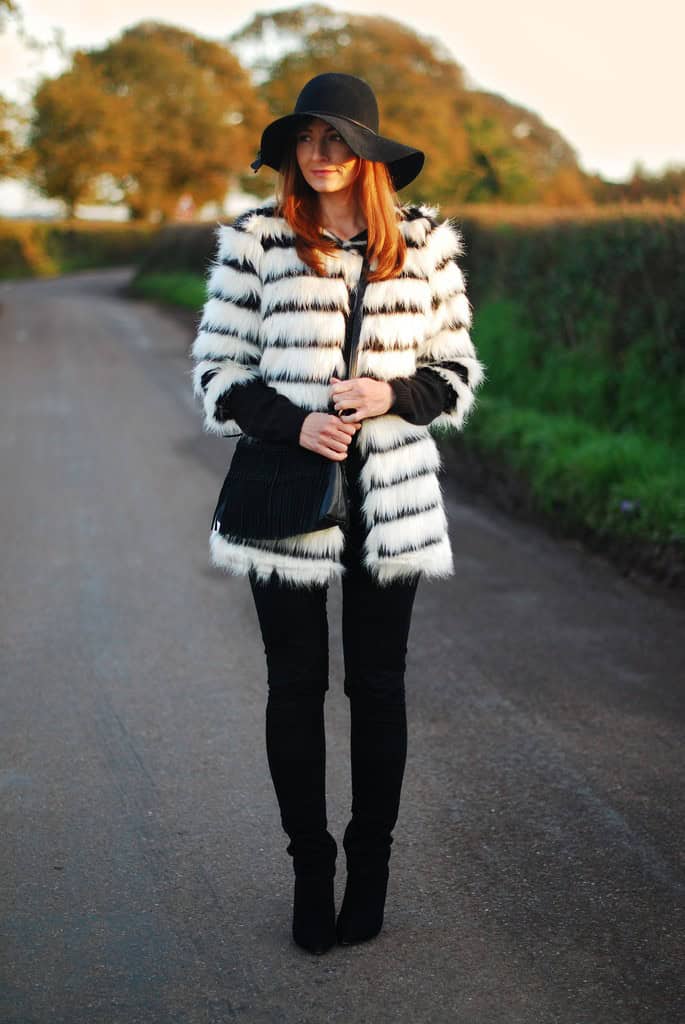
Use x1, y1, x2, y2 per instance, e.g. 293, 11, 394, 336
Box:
250, 73, 425, 191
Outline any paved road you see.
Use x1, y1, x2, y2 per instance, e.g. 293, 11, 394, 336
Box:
1, 269, 683, 1024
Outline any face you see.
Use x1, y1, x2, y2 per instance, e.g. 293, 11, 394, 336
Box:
295, 117, 360, 194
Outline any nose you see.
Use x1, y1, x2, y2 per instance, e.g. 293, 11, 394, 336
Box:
312, 136, 330, 161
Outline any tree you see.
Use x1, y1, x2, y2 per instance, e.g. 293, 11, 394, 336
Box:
0, 95, 20, 177
29, 53, 131, 214
231, 6, 471, 204
230, 4, 588, 206
28, 21, 268, 219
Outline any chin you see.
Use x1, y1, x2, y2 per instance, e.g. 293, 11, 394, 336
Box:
309, 180, 355, 196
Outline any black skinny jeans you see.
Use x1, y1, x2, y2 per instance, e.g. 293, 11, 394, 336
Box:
248, 440, 419, 873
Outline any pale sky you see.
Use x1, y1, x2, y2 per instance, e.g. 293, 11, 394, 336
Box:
2, 0, 683, 185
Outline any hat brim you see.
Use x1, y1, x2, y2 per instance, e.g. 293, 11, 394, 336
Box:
256, 111, 425, 191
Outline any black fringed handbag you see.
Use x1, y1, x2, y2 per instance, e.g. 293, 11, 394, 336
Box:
211, 255, 369, 541
211, 435, 349, 539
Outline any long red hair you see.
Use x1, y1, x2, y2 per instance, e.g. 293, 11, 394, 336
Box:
276, 138, 406, 282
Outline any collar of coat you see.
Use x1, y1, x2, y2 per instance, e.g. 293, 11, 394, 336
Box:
231, 196, 446, 257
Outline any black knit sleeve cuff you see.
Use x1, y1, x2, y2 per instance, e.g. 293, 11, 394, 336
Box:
388, 369, 453, 425
388, 378, 416, 419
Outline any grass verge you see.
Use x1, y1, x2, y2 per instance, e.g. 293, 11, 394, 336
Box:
129, 272, 206, 310
447, 396, 684, 547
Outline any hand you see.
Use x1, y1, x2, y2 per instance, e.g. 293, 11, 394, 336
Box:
330, 376, 394, 423
299, 412, 360, 461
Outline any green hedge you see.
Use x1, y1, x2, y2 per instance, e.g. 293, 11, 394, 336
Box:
459, 211, 685, 442
0, 220, 158, 278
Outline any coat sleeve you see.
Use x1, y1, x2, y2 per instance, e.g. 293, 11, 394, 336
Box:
415, 218, 487, 432
189, 216, 264, 436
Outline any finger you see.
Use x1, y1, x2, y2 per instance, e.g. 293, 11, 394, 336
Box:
324, 437, 350, 453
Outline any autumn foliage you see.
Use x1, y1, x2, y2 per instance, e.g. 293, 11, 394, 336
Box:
2, 5, 681, 219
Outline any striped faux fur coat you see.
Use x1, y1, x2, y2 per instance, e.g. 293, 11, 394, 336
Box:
190, 200, 486, 587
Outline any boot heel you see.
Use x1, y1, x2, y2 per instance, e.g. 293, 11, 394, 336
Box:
292, 873, 337, 954
336, 865, 390, 945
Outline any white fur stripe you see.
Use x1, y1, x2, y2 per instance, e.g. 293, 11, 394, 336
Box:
365, 505, 448, 558
210, 529, 344, 586
263, 274, 348, 313
217, 224, 263, 271
361, 472, 442, 522
419, 326, 476, 363
201, 298, 261, 340
364, 277, 430, 313
191, 330, 261, 363
401, 249, 431, 281
427, 219, 464, 265
357, 348, 417, 380
360, 437, 441, 488
368, 535, 453, 583
260, 310, 344, 347
434, 291, 473, 332
208, 262, 261, 302
430, 260, 466, 304
250, 212, 295, 243
267, 380, 332, 410
361, 311, 425, 348
260, 345, 345, 382
399, 216, 434, 247
262, 247, 308, 281
356, 416, 430, 456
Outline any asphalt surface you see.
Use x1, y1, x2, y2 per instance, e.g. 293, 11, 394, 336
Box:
1, 268, 683, 1024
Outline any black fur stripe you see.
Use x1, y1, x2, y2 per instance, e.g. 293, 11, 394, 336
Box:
365, 467, 436, 490
221, 256, 260, 276
364, 301, 426, 315
263, 370, 336, 384
263, 300, 346, 320
363, 434, 431, 456
425, 360, 469, 385
200, 368, 218, 392
376, 532, 445, 558
262, 339, 342, 350
374, 500, 441, 525
232, 206, 277, 230
198, 352, 259, 367
208, 289, 260, 311
431, 291, 465, 313
361, 339, 417, 354
261, 234, 296, 252
199, 321, 260, 343
366, 436, 430, 456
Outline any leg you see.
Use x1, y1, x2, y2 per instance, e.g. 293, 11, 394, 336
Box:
248, 570, 337, 954
338, 555, 419, 944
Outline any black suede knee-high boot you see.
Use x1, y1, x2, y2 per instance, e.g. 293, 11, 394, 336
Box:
265, 689, 337, 954
337, 688, 408, 945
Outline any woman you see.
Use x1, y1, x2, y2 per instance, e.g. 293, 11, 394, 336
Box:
190, 73, 486, 954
